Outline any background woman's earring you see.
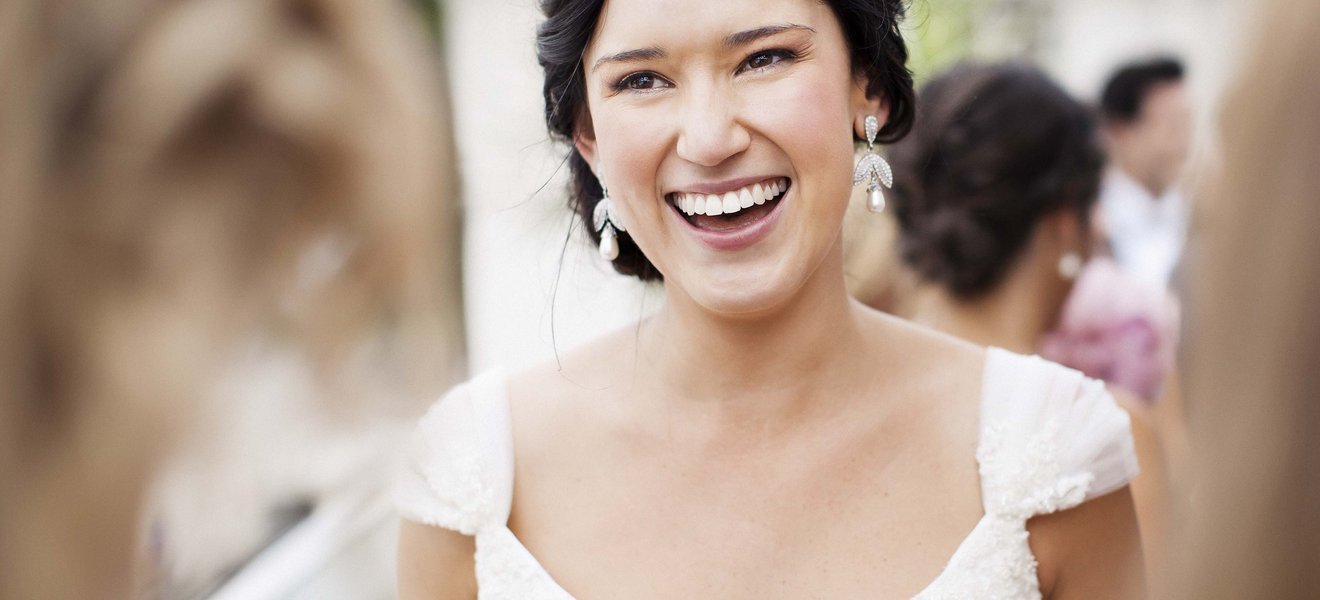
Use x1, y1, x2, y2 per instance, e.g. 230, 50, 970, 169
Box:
593, 179, 626, 261
853, 115, 894, 213
1058, 252, 1083, 280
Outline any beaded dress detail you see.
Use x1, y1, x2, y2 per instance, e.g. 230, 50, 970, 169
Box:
396, 348, 1138, 599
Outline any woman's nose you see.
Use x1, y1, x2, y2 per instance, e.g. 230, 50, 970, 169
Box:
675, 86, 751, 167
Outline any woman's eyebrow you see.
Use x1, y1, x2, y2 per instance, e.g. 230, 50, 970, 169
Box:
723, 23, 814, 49
590, 24, 814, 74
591, 46, 665, 73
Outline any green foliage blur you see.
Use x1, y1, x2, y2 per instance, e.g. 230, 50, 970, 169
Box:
903, 0, 1055, 84
904, 0, 983, 81
412, 0, 441, 40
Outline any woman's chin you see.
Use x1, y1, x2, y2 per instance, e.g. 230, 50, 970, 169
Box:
673, 270, 801, 319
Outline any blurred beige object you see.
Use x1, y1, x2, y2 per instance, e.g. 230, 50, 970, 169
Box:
0, 0, 456, 597
1175, 0, 1320, 596
842, 185, 916, 314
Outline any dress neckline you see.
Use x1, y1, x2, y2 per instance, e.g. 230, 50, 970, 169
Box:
488, 348, 1007, 599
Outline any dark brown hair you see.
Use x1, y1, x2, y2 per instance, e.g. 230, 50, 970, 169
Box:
536, 0, 915, 280
889, 63, 1104, 298
1100, 56, 1185, 125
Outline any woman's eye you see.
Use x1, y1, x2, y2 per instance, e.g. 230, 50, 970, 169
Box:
741, 50, 793, 73
618, 72, 668, 91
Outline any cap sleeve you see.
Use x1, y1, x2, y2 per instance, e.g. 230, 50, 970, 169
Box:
977, 349, 1140, 520
394, 370, 513, 535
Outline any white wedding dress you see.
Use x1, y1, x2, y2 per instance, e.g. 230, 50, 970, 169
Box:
396, 348, 1138, 599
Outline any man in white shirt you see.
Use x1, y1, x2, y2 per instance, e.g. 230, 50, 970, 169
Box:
1095, 58, 1193, 291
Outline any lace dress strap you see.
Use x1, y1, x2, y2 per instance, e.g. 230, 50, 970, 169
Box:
976, 349, 1139, 520
395, 369, 514, 535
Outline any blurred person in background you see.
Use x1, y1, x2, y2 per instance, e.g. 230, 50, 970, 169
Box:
1174, 0, 1320, 595
397, 1, 1143, 598
1096, 56, 1193, 292
888, 62, 1172, 585
0, 0, 454, 597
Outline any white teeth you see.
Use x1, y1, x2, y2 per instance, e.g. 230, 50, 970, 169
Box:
706, 194, 723, 216
674, 179, 790, 217
722, 192, 739, 214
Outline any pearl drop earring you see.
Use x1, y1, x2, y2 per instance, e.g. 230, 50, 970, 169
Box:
1058, 252, 1083, 280
593, 169, 626, 261
853, 115, 894, 213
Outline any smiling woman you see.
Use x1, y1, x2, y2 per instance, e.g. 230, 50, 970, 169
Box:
397, 1, 1144, 598
539, 0, 912, 282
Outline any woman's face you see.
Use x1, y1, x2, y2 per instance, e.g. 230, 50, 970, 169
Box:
577, 0, 883, 316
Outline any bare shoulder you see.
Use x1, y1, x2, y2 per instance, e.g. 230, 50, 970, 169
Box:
506, 324, 640, 422
856, 306, 988, 400
1027, 486, 1146, 599
850, 307, 989, 469
508, 325, 637, 398
504, 324, 645, 470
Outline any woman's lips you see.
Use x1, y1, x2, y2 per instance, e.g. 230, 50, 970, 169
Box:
666, 178, 791, 251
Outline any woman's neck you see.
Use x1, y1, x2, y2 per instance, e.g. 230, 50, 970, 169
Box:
634, 249, 872, 425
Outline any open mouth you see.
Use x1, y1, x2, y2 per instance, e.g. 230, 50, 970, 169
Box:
666, 177, 790, 232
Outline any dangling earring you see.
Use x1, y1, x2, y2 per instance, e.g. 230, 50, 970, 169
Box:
853, 115, 894, 213
1058, 251, 1083, 280
593, 171, 626, 261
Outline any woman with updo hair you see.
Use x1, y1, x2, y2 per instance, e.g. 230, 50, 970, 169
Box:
891, 61, 1175, 586
400, 4, 1143, 598
891, 63, 1105, 346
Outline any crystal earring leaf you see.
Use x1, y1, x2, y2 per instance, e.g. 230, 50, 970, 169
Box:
853, 115, 893, 213
593, 177, 625, 261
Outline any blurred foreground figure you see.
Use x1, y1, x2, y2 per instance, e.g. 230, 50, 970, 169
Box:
1096, 56, 1193, 291
1175, 0, 1320, 596
0, 0, 452, 597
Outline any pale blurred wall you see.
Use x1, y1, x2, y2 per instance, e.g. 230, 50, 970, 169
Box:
445, 0, 659, 375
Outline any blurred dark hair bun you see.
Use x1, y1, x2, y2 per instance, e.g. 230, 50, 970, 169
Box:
889, 63, 1105, 298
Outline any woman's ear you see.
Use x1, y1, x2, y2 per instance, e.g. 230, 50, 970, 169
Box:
573, 115, 600, 175
851, 75, 890, 139
1047, 209, 1091, 259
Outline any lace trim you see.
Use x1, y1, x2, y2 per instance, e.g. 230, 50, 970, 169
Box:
978, 416, 1094, 520
417, 448, 496, 536
914, 516, 1040, 600
911, 415, 1097, 598
475, 530, 574, 600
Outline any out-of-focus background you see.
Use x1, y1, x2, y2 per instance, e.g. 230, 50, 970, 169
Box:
137, 0, 1250, 598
